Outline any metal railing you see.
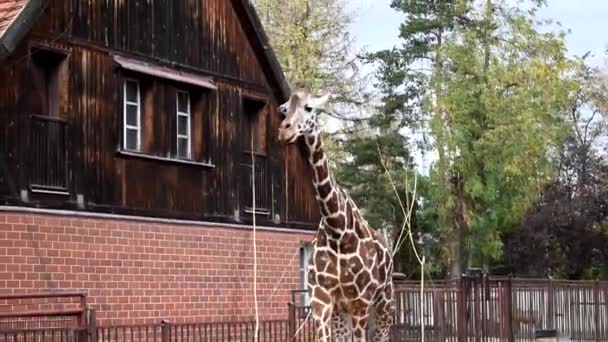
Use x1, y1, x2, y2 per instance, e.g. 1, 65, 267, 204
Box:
95, 320, 289, 342
0, 292, 88, 342
28, 114, 70, 193
241, 152, 270, 215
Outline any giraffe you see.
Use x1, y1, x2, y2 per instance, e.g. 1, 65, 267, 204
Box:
277, 90, 395, 342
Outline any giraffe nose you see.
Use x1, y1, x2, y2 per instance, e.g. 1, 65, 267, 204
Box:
281, 121, 292, 130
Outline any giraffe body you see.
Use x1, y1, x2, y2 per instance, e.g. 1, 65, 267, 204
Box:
278, 90, 395, 341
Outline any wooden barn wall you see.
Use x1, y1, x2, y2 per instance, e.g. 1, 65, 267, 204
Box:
32, 0, 270, 88
0, 45, 26, 199
0, 0, 320, 228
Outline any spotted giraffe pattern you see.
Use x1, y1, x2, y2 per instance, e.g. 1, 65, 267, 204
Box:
278, 90, 395, 342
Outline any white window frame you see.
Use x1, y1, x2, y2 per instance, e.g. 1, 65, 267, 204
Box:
123, 79, 141, 151
176, 90, 192, 159
299, 244, 313, 306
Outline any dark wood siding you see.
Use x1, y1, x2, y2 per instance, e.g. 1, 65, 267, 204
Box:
0, 0, 319, 229
32, 0, 270, 88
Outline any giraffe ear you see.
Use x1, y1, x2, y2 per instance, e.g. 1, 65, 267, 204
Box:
309, 93, 331, 109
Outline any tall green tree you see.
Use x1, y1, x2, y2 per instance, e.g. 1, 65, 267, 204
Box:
254, 0, 368, 113
362, 0, 475, 277
502, 60, 608, 279
254, 0, 372, 167
365, 0, 578, 276
432, 1, 577, 272
334, 1, 470, 278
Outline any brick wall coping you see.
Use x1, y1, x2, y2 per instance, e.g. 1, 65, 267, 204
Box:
0, 206, 317, 236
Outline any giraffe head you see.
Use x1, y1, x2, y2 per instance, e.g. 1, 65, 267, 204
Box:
277, 90, 330, 144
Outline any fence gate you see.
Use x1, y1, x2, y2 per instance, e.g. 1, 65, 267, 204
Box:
287, 290, 316, 342
0, 292, 89, 342
460, 273, 512, 342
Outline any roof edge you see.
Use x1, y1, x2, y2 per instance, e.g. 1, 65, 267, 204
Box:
0, 0, 48, 60
234, 0, 291, 103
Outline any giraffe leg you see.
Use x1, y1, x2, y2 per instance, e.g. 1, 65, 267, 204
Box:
309, 299, 332, 341
372, 286, 395, 342
349, 306, 370, 342
331, 311, 352, 342
352, 315, 370, 342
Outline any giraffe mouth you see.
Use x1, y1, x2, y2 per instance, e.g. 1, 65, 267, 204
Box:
278, 130, 297, 144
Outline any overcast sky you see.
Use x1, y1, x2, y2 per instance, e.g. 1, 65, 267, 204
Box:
350, 0, 608, 65
348, 0, 608, 172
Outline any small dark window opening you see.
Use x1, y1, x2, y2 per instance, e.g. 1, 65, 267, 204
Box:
28, 48, 69, 192
242, 98, 267, 155
241, 97, 269, 215
30, 49, 66, 117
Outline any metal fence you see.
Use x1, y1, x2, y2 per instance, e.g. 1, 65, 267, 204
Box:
286, 277, 608, 342
392, 276, 608, 342
95, 320, 288, 342
4, 281, 608, 342
0, 292, 88, 342
0, 327, 82, 342
287, 290, 314, 342
28, 114, 70, 193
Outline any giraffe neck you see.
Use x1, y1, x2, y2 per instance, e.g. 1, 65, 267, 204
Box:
304, 133, 346, 236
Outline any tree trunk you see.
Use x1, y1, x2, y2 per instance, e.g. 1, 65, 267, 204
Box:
449, 172, 466, 278
448, 227, 462, 278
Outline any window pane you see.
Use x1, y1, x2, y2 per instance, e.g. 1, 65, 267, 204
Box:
126, 128, 139, 151
126, 105, 138, 126
177, 92, 189, 113
299, 247, 305, 270
177, 137, 189, 159
178, 115, 189, 136
126, 81, 139, 103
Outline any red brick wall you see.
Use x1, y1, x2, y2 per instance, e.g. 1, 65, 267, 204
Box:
0, 211, 315, 325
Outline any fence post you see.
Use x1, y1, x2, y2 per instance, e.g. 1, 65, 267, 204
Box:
506, 276, 514, 342
76, 296, 91, 342
287, 303, 296, 340
457, 276, 466, 342
87, 307, 96, 342
161, 320, 171, 342
594, 281, 600, 342
78, 294, 87, 328
547, 277, 554, 330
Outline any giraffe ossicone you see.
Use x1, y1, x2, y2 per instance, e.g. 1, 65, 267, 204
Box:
278, 90, 395, 342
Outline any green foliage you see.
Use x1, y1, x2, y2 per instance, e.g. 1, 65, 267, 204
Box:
337, 129, 425, 276
432, 1, 577, 266
501, 60, 608, 279
254, 0, 370, 165
254, 0, 367, 109
364, 0, 580, 275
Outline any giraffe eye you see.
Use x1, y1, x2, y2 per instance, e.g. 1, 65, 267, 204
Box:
304, 105, 313, 112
